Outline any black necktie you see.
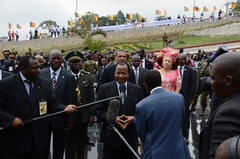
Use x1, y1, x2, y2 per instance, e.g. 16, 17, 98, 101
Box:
179, 66, 183, 78
25, 80, 33, 102
75, 75, 79, 84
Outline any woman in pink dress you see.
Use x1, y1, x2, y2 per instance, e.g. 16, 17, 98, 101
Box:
157, 47, 182, 93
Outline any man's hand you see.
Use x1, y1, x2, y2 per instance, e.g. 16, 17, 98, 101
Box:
114, 115, 126, 130
11, 117, 24, 129
122, 115, 134, 129
88, 116, 95, 126
114, 114, 134, 130
64, 105, 77, 115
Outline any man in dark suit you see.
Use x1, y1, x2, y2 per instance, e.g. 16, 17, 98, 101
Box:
178, 53, 197, 141
95, 61, 143, 159
97, 56, 108, 83
134, 70, 191, 159
96, 50, 135, 92
40, 50, 76, 159
64, 51, 95, 159
131, 54, 148, 98
135, 48, 153, 70
200, 52, 240, 159
0, 55, 77, 159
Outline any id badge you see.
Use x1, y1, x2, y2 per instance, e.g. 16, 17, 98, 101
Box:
39, 100, 47, 115
9, 66, 13, 72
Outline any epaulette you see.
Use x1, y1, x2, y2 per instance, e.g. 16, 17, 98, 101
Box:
80, 70, 90, 76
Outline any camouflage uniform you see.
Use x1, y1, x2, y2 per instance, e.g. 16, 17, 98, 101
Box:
82, 60, 98, 83
191, 60, 209, 113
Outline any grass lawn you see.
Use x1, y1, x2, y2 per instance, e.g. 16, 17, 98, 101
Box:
143, 35, 240, 51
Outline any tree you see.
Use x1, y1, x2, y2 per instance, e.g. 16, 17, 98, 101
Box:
115, 10, 126, 24
67, 18, 107, 52
38, 20, 58, 29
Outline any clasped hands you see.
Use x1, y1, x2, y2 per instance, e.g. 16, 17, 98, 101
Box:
114, 114, 134, 130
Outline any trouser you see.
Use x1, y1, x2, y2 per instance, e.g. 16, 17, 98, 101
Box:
0, 136, 47, 159
66, 122, 88, 159
191, 88, 209, 110
182, 102, 190, 139
46, 123, 66, 159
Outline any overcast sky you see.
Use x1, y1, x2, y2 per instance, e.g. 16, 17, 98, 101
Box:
0, 0, 229, 39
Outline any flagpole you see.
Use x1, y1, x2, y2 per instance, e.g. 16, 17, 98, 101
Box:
193, 0, 196, 15
75, 0, 78, 27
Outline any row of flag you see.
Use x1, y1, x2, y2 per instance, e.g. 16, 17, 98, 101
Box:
126, 14, 142, 20
8, 23, 22, 30
184, 3, 237, 13
8, 22, 37, 30
155, 10, 167, 16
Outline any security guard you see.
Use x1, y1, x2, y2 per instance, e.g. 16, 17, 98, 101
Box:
0, 50, 10, 67
2, 52, 19, 74
65, 50, 95, 159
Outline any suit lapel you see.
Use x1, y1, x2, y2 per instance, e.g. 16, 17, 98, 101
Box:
32, 79, 41, 105
55, 69, 65, 91
110, 82, 118, 96
15, 74, 32, 104
182, 66, 189, 82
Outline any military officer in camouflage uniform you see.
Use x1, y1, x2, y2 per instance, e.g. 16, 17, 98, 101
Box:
2, 52, 19, 74
189, 58, 209, 116
0, 50, 10, 67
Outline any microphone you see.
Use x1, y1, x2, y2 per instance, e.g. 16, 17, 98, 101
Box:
106, 99, 120, 123
208, 45, 228, 63
119, 84, 126, 105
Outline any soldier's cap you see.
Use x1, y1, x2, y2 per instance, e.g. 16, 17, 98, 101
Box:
65, 50, 83, 62
25, 52, 32, 56
2, 50, 10, 55
135, 48, 145, 54
9, 52, 16, 58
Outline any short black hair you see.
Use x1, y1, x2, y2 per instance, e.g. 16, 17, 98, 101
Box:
144, 70, 161, 89
19, 55, 36, 69
115, 61, 130, 74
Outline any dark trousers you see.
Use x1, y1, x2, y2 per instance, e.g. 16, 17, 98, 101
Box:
0, 136, 47, 159
66, 122, 88, 159
46, 123, 67, 159
181, 103, 190, 139
103, 143, 137, 159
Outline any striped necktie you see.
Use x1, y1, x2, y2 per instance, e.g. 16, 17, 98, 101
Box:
51, 72, 56, 89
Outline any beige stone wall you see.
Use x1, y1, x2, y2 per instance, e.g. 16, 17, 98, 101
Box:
1, 18, 240, 55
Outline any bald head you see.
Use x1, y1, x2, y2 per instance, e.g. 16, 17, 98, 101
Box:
216, 136, 240, 159
210, 52, 240, 98
179, 53, 186, 66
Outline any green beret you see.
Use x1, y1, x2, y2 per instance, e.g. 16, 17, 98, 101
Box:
9, 52, 16, 58
25, 52, 32, 56
2, 50, 10, 55
65, 50, 83, 62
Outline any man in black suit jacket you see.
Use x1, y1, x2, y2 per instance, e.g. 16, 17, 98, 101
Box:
97, 57, 108, 83
95, 62, 143, 159
96, 50, 135, 92
200, 53, 240, 159
131, 54, 148, 98
178, 53, 197, 141
40, 50, 76, 159
135, 48, 153, 70
0, 56, 76, 159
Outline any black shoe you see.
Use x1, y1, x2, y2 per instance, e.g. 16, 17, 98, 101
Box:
86, 140, 95, 146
